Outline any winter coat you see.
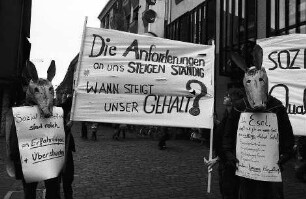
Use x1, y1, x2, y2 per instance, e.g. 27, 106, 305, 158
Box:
214, 109, 240, 199
9, 122, 23, 180
222, 96, 294, 199
214, 109, 230, 161
60, 97, 75, 153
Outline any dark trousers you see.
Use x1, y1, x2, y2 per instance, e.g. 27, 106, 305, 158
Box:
113, 128, 126, 139
120, 128, 126, 139
296, 161, 306, 182
218, 163, 239, 199
158, 132, 170, 148
81, 122, 87, 139
22, 177, 61, 199
239, 178, 284, 199
62, 151, 74, 199
91, 130, 97, 140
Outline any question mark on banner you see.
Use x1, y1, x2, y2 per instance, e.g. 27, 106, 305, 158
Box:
186, 79, 207, 116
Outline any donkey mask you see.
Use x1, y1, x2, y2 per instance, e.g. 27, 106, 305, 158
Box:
231, 44, 268, 110
25, 60, 56, 118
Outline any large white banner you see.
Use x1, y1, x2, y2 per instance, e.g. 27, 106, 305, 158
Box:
71, 27, 215, 128
12, 106, 65, 183
258, 34, 306, 136
236, 113, 281, 182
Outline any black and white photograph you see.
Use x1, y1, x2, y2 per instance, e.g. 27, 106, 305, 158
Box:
0, 0, 306, 199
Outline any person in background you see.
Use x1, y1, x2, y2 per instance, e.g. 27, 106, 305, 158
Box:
90, 122, 98, 141
59, 94, 76, 199
119, 123, 127, 139
112, 123, 127, 140
112, 124, 120, 140
158, 127, 170, 150
81, 122, 88, 139
205, 87, 245, 199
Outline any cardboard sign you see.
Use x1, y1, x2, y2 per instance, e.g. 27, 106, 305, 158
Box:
71, 27, 215, 128
12, 106, 65, 183
258, 34, 306, 136
236, 113, 281, 182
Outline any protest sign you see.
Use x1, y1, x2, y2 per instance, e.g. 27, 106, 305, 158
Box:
71, 27, 215, 128
258, 34, 306, 136
236, 113, 281, 182
12, 106, 65, 183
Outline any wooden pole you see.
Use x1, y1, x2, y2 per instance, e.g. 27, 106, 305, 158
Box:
207, 126, 214, 193
207, 40, 215, 193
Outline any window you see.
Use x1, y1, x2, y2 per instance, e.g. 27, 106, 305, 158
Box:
175, 0, 184, 4
101, 19, 105, 28
133, 6, 140, 21
165, 0, 216, 44
125, 14, 131, 30
219, 0, 257, 76
129, 5, 140, 33
267, 0, 306, 35
105, 14, 110, 29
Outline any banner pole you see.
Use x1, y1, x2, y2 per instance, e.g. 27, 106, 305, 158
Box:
70, 16, 87, 121
207, 124, 214, 193
207, 40, 215, 193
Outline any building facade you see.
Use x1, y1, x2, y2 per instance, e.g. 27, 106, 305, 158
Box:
0, 0, 32, 136
95, 0, 306, 118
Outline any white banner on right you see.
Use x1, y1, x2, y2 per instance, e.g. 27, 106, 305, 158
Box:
258, 34, 306, 136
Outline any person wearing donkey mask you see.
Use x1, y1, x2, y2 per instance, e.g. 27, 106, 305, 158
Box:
222, 44, 294, 199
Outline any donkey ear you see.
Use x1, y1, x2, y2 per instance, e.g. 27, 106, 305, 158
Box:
47, 60, 56, 82
21, 63, 31, 85
26, 60, 39, 82
230, 52, 248, 72
252, 44, 263, 69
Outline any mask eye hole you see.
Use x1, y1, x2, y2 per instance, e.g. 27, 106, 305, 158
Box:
49, 87, 54, 92
246, 80, 251, 83
34, 87, 39, 93
259, 78, 264, 82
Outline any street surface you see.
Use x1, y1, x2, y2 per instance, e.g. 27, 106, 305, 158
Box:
1, 123, 305, 199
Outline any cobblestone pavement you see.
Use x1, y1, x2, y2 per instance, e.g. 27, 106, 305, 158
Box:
1, 123, 306, 199
72, 124, 221, 199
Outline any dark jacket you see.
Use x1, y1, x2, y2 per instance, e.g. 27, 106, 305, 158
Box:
222, 96, 294, 165
59, 97, 75, 153
9, 122, 23, 180
214, 109, 240, 199
214, 109, 230, 162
